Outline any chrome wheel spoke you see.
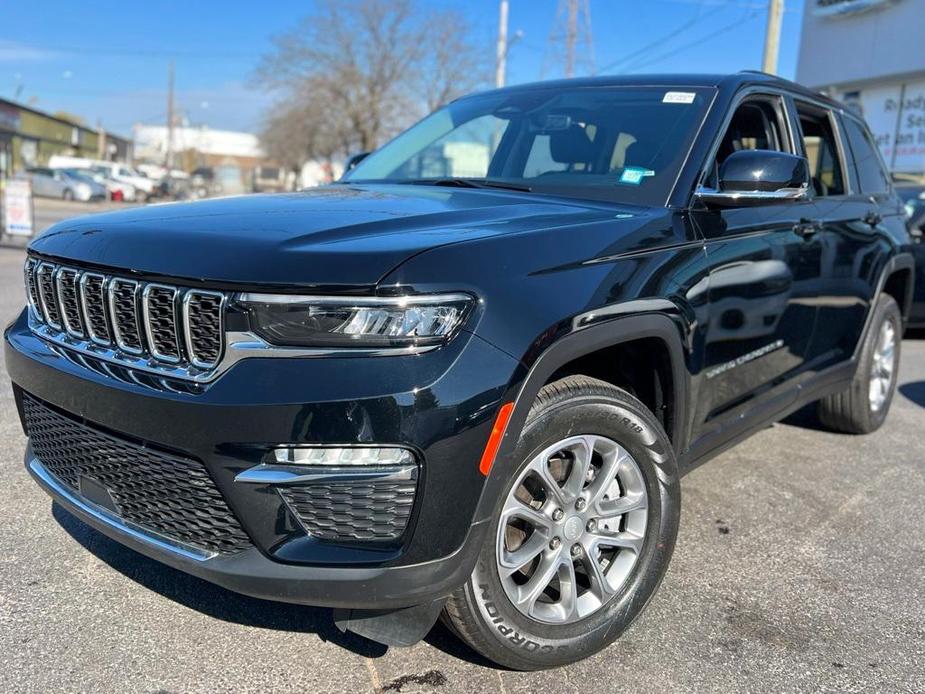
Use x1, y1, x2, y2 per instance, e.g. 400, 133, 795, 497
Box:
499, 531, 549, 575
557, 558, 579, 621
559, 436, 594, 501
587, 529, 644, 555
582, 550, 616, 601
585, 445, 625, 508
515, 550, 564, 614
597, 490, 647, 520
501, 495, 553, 533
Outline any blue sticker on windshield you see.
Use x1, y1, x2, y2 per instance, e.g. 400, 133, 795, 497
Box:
619, 167, 654, 185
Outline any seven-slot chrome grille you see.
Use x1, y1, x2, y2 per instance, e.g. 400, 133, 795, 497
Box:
24, 257, 226, 378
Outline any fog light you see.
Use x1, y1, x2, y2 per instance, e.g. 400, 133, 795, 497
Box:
272, 446, 414, 466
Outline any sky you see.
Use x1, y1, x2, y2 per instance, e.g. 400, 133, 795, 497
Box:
0, 0, 805, 137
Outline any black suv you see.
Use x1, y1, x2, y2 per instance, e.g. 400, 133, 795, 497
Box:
5, 73, 914, 670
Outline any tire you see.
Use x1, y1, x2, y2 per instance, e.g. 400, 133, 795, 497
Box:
444, 375, 681, 670
62, 189, 74, 201
818, 294, 901, 434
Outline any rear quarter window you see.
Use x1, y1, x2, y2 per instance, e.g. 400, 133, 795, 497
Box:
842, 116, 891, 195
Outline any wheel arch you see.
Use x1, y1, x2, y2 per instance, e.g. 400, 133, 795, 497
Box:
473, 312, 690, 525
881, 256, 915, 324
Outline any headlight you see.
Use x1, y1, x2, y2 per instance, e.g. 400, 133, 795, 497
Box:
236, 292, 472, 348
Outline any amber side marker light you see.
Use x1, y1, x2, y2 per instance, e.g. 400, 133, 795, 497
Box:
479, 402, 515, 476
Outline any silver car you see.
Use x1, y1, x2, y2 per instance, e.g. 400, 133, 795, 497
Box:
19, 167, 105, 201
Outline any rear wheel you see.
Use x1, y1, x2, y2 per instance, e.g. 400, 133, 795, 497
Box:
445, 376, 680, 670
818, 294, 901, 434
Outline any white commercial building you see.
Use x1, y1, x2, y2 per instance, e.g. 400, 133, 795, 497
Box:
132, 124, 264, 163
797, 0, 925, 175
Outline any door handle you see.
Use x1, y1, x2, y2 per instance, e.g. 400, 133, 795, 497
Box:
863, 210, 882, 227
793, 219, 821, 239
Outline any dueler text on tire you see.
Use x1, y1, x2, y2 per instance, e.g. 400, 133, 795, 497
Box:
444, 375, 681, 670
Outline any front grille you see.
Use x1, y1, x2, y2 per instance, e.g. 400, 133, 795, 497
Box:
278, 477, 417, 543
23, 395, 251, 555
24, 257, 227, 378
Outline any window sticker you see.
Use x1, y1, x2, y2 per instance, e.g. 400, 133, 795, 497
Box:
619, 167, 655, 185
662, 91, 696, 104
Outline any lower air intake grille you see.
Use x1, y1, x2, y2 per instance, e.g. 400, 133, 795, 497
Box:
23, 395, 251, 555
278, 478, 417, 543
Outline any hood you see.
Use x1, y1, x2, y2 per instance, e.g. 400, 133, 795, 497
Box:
30, 184, 649, 289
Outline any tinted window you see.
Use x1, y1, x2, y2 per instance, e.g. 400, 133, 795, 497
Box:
707, 97, 788, 188
842, 116, 890, 195
796, 104, 845, 197
346, 86, 714, 207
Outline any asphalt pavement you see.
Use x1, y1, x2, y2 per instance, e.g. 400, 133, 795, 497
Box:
0, 240, 923, 693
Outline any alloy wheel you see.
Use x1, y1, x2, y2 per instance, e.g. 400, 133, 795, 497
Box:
496, 434, 648, 625
869, 319, 896, 412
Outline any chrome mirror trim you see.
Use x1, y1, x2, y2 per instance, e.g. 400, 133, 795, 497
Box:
695, 184, 808, 206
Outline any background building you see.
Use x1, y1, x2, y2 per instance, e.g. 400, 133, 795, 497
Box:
0, 99, 132, 179
797, 0, 925, 176
133, 124, 264, 170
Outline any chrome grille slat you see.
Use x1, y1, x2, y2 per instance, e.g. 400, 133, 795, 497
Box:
36, 262, 63, 329
24, 257, 226, 381
143, 284, 181, 363
108, 279, 144, 355
79, 273, 111, 345
55, 268, 85, 338
183, 291, 225, 369
23, 258, 41, 316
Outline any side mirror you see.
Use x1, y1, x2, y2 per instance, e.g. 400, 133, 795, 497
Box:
344, 151, 371, 174
696, 149, 810, 207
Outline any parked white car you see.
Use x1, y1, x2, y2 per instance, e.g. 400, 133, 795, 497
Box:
17, 168, 106, 201
57, 167, 137, 202
48, 155, 155, 200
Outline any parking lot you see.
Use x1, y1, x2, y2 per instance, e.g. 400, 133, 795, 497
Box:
0, 239, 923, 693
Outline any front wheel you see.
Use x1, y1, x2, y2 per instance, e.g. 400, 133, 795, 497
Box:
444, 376, 680, 670
62, 188, 74, 201
818, 294, 901, 434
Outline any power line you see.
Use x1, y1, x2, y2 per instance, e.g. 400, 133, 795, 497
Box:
620, 8, 764, 74
598, 2, 725, 74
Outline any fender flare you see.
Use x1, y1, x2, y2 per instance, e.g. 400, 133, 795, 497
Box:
472, 312, 690, 525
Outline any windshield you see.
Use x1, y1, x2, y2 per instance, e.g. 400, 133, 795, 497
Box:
344, 85, 714, 206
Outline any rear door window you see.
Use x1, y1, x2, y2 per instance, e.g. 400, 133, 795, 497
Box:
794, 103, 846, 197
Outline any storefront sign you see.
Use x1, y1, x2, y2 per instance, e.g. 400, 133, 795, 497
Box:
842, 79, 925, 174
3, 179, 34, 237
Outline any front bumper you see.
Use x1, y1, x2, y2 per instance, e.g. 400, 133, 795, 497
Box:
6, 309, 521, 608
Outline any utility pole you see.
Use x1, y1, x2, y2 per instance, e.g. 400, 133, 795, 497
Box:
762, 0, 785, 75
496, 0, 509, 88
545, 0, 594, 79
565, 0, 578, 78
166, 61, 175, 172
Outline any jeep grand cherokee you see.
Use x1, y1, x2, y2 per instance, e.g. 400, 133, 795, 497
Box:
5, 72, 914, 670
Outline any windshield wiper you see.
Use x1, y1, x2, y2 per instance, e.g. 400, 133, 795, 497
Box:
412, 178, 533, 193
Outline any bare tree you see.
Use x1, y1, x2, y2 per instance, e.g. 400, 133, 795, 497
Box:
255, 0, 489, 170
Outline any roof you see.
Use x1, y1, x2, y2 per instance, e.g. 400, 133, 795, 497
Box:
0, 97, 131, 142
464, 71, 845, 110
